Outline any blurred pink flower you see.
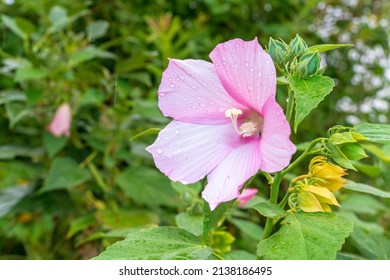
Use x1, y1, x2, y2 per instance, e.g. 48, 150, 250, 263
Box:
47, 103, 71, 138
146, 38, 296, 210
237, 188, 258, 207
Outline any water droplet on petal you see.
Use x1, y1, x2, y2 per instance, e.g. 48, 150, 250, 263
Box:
200, 103, 206, 108
179, 75, 185, 80
175, 129, 180, 134
169, 84, 175, 88
157, 148, 163, 154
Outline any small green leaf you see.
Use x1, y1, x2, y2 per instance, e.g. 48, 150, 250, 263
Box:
339, 142, 368, 161
69, 47, 102, 66
326, 143, 357, 170
1, 15, 28, 39
257, 212, 353, 259
344, 180, 390, 198
0, 185, 31, 218
96, 209, 159, 229
329, 132, 357, 145
40, 157, 91, 193
354, 123, 390, 144
202, 200, 235, 244
252, 202, 287, 219
307, 44, 354, 53
93, 227, 212, 260
362, 144, 390, 162
15, 66, 47, 82
116, 166, 178, 207
229, 218, 263, 241
130, 128, 161, 141
43, 132, 67, 158
0, 145, 44, 160
289, 75, 335, 132
175, 212, 203, 236
87, 20, 109, 39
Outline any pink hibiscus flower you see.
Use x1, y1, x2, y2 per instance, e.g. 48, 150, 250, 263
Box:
146, 38, 296, 210
237, 188, 258, 208
47, 103, 72, 138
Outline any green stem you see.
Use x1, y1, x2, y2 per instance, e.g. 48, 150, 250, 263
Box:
285, 85, 294, 124
261, 172, 283, 240
281, 137, 325, 177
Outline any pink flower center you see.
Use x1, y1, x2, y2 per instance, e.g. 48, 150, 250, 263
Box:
225, 108, 264, 137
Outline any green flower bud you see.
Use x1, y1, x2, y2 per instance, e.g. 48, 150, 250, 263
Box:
268, 37, 287, 66
289, 34, 308, 57
296, 51, 321, 78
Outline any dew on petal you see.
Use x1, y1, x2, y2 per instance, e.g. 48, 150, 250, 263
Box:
157, 148, 163, 154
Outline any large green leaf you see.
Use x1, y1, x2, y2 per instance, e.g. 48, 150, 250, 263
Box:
257, 212, 353, 259
344, 180, 390, 198
229, 218, 263, 241
116, 166, 178, 207
354, 123, 390, 144
93, 227, 212, 260
289, 75, 335, 132
40, 157, 91, 193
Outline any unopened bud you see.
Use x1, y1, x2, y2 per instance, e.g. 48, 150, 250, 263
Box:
289, 34, 308, 57
296, 51, 321, 78
268, 37, 287, 66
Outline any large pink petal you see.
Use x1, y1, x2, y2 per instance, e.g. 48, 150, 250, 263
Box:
259, 97, 296, 172
202, 138, 261, 210
209, 38, 276, 113
146, 121, 241, 184
158, 59, 245, 124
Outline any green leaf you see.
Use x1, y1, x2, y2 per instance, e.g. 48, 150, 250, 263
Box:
257, 212, 353, 259
130, 128, 161, 141
289, 75, 335, 132
116, 166, 178, 207
1, 15, 27, 39
202, 200, 235, 244
339, 143, 368, 161
0, 145, 44, 160
43, 132, 67, 158
96, 209, 159, 229
224, 250, 257, 260
362, 144, 390, 162
307, 44, 354, 53
252, 202, 287, 219
329, 132, 357, 145
344, 180, 390, 198
175, 213, 203, 236
229, 218, 263, 241
354, 123, 390, 144
93, 227, 212, 260
326, 143, 357, 170
40, 157, 91, 193
350, 228, 390, 259
69, 47, 103, 66
87, 20, 109, 40
15, 66, 47, 82
0, 185, 31, 218
66, 214, 96, 239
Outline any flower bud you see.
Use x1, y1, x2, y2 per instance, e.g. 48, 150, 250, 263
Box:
289, 34, 308, 57
296, 51, 321, 78
268, 37, 287, 66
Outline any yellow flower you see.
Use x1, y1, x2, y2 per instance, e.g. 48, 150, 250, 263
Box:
296, 181, 340, 212
309, 156, 347, 191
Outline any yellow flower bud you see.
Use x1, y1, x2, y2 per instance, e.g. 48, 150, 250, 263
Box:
309, 156, 347, 191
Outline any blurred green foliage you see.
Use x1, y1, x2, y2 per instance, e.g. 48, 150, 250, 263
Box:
0, 0, 389, 259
